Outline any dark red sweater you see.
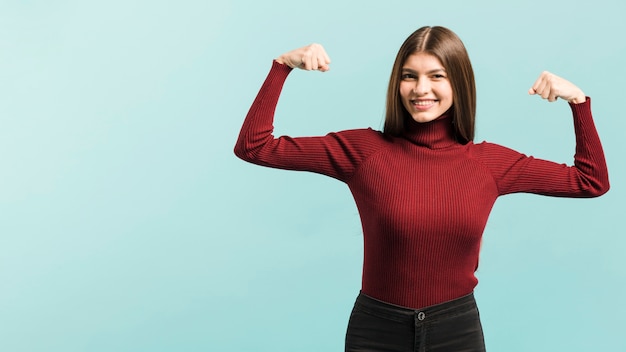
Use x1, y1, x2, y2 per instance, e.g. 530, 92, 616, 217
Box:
234, 61, 610, 309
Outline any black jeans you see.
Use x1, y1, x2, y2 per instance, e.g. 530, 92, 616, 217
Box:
345, 292, 486, 352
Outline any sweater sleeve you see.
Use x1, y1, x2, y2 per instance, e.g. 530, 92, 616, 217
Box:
474, 97, 610, 197
234, 61, 384, 182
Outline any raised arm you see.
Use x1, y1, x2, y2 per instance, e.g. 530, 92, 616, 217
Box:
234, 44, 383, 182
477, 71, 609, 197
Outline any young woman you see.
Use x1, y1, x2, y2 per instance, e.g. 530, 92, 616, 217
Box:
234, 26, 609, 351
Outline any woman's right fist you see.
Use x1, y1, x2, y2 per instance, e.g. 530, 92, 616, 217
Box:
276, 43, 331, 72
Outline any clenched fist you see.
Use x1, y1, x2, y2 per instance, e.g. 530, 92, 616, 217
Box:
275, 43, 331, 72
529, 71, 586, 104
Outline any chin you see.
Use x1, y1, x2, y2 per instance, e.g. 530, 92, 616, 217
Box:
411, 114, 438, 123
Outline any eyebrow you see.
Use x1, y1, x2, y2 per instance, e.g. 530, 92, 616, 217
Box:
401, 68, 446, 74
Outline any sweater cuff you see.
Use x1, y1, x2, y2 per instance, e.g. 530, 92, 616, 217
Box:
272, 59, 294, 74
568, 96, 591, 114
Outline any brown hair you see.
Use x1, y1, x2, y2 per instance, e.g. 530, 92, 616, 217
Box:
384, 26, 476, 144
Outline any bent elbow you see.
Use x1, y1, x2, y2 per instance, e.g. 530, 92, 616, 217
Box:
234, 135, 268, 164
233, 142, 255, 163
593, 180, 610, 197
582, 177, 610, 198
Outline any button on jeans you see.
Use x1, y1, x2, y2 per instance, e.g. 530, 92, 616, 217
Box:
345, 292, 486, 352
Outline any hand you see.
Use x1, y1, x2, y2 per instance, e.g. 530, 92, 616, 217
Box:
275, 43, 331, 72
528, 71, 586, 104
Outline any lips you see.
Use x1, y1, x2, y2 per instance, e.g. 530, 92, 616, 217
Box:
411, 99, 437, 110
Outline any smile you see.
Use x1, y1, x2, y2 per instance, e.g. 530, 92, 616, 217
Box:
411, 99, 438, 110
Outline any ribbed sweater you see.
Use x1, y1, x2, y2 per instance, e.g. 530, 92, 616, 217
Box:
234, 61, 610, 309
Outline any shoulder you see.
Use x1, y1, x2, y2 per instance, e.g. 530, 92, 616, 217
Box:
334, 127, 385, 137
330, 127, 390, 145
327, 128, 395, 166
468, 140, 525, 159
466, 140, 531, 173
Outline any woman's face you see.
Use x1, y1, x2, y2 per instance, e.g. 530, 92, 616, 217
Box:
399, 52, 453, 123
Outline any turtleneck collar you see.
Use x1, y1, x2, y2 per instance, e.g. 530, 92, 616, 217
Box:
402, 113, 459, 149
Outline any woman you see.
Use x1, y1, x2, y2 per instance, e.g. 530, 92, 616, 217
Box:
234, 26, 609, 351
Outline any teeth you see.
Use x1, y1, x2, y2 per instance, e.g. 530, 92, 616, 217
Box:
413, 100, 435, 106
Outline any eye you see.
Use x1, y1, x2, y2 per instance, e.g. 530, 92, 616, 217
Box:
401, 73, 417, 80
432, 74, 446, 80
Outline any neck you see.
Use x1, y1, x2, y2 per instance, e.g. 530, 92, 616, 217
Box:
402, 113, 458, 149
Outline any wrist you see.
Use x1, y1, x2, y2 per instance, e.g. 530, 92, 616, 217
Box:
569, 94, 586, 104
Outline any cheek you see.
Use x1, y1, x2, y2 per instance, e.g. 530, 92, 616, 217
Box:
398, 84, 410, 99
440, 85, 454, 105
446, 84, 454, 101
399, 86, 413, 109
445, 92, 454, 105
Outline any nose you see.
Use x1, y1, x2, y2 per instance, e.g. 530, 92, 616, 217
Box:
413, 78, 430, 95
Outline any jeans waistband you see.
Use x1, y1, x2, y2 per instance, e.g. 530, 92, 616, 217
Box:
355, 292, 477, 323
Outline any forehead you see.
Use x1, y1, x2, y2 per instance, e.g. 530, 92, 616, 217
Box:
402, 52, 445, 71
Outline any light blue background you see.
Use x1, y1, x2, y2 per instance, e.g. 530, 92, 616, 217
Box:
1, 0, 624, 351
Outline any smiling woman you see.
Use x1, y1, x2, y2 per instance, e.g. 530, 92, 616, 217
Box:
399, 53, 453, 123
385, 26, 475, 143
234, 25, 609, 352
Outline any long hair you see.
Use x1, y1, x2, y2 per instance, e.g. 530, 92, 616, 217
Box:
384, 26, 476, 144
